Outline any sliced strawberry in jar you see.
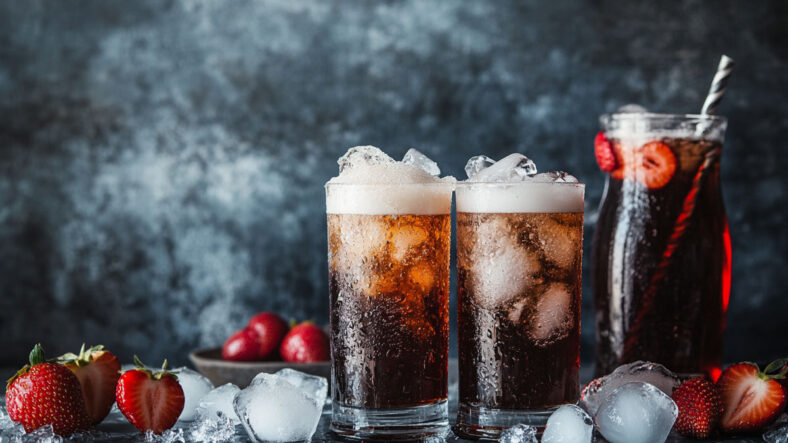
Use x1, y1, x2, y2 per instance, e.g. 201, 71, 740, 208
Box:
610, 140, 628, 180
594, 132, 617, 172
635, 141, 677, 189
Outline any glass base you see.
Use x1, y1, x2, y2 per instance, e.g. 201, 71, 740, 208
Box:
453, 402, 557, 440
330, 400, 449, 441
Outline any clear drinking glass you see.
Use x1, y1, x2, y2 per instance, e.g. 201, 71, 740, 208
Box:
325, 182, 453, 440
453, 181, 585, 438
591, 113, 730, 379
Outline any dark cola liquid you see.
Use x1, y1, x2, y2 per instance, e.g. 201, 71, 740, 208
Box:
592, 136, 730, 377
457, 212, 583, 410
328, 213, 450, 408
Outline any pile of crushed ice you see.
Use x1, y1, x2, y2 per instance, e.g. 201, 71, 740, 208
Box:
465, 153, 577, 183
497, 360, 788, 443
0, 367, 327, 443
325, 146, 455, 216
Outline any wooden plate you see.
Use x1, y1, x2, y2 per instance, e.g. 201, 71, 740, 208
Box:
189, 347, 330, 388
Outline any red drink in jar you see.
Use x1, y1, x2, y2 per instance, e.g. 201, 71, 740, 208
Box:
592, 113, 730, 379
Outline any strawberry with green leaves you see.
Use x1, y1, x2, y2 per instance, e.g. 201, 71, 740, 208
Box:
115, 356, 184, 435
5, 344, 92, 436
57, 344, 121, 425
718, 358, 787, 433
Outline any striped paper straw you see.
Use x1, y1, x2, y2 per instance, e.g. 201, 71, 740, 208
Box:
701, 55, 735, 115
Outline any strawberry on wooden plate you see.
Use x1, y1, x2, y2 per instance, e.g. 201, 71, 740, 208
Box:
115, 356, 185, 435
717, 358, 787, 433
5, 344, 92, 436
222, 327, 262, 361
58, 344, 121, 425
672, 377, 723, 438
280, 321, 330, 363
248, 311, 290, 359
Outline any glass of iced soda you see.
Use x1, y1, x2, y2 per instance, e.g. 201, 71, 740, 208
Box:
454, 154, 585, 438
325, 146, 454, 440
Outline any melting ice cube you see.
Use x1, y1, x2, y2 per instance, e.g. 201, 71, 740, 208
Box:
531, 171, 579, 183
337, 145, 395, 173
464, 155, 496, 179
174, 368, 215, 422
527, 283, 574, 343
21, 425, 61, 443
195, 383, 241, 424
402, 148, 441, 176
469, 217, 541, 309
541, 404, 593, 443
594, 382, 678, 443
765, 422, 788, 443
581, 361, 681, 416
234, 370, 327, 442
499, 423, 537, 443
141, 428, 185, 442
187, 413, 237, 442
469, 154, 537, 182
273, 368, 328, 403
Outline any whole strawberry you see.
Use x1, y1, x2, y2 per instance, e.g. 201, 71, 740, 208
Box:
5, 344, 92, 436
222, 327, 261, 361
718, 358, 787, 433
248, 311, 290, 359
672, 377, 723, 438
280, 321, 330, 363
115, 356, 184, 435
57, 344, 121, 425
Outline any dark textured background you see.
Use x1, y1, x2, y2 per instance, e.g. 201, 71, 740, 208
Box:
0, 0, 786, 368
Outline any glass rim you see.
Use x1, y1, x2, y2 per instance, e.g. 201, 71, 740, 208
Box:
455, 180, 585, 188
600, 112, 727, 123
324, 181, 456, 189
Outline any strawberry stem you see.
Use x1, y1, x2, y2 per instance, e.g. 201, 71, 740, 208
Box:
29, 343, 45, 366
764, 357, 788, 380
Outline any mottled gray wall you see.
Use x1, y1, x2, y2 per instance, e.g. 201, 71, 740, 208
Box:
0, 0, 786, 367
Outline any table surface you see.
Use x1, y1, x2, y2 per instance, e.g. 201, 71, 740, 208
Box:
2, 396, 774, 442
88, 402, 773, 442
0, 365, 778, 442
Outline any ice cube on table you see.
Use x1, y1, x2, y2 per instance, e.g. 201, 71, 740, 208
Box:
19, 425, 59, 442
617, 104, 648, 113
499, 423, 537, 443
187, 413, 237, 442
422, 429, 455, 442
594, 382, 678, 443
581, 361, 681, 416
337, 145, 395, 173
23, 425, 62, 443
402, 148, 441, 176
469, 153, 537, 182
464, 155, 496, 179
541, 404, 593, 443
765, 422, 788, 443
234, 370, 327, 442
174, 367, 214, 422
273, 368, 328, 403
0, 404, 25, 440
140, 428, 185, 442
195, 383, 241, 423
